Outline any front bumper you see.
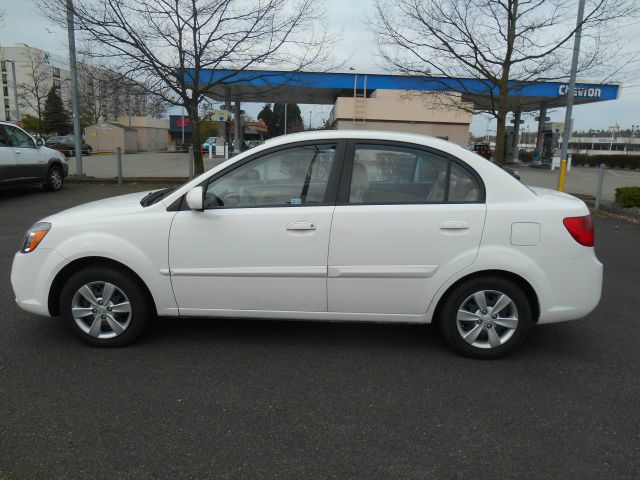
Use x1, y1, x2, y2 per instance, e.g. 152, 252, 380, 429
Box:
11, 248, 68, 317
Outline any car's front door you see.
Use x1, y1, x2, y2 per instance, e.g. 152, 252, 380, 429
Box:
3, 124, 45, 182
327, 142, 487, 317
168, 142, 343, 315
0, 126, 17, 183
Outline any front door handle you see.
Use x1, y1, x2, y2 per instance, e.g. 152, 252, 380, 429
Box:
440, 221, 469, 230
286, 221, 316, 231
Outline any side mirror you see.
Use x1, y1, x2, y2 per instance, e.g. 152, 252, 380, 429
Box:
185, 186, 204, 211
36, 138, 44, 147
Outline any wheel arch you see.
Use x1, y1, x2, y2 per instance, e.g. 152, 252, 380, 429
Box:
431, 269, 540, 325
48, 256, 157, 317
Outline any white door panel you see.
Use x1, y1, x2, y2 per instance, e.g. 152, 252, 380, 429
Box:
169, 206, 334, 312
327, 204, 486, 314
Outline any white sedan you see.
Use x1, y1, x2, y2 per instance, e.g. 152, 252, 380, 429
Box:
10, 131, 602, 358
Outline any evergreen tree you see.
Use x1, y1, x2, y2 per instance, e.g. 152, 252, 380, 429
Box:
273, 103, 303, 136
42, 86, 71, 135
257, 104, 277, 139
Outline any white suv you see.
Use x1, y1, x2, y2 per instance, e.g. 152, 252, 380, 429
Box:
10, 131, 602, 358
0, 121, 68, 190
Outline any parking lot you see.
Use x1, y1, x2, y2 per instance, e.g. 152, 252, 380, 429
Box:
1, 183, 639, 479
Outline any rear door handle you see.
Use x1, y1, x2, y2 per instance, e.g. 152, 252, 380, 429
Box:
440, 221, 469, 230
286, 221, 316, 231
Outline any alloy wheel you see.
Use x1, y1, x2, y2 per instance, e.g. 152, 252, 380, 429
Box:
455, 289, 519, 349
71, 281, 132, 339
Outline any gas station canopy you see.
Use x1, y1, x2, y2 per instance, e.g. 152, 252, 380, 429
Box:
190, 69, 620, 111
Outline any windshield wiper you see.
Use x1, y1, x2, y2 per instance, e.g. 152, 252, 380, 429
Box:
140, 188, 174, 207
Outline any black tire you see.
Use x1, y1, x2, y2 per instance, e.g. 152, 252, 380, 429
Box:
44, 164, 64, 191
86, 147, 92, 156
60, 266, 153, 347
438, 276, 532, 359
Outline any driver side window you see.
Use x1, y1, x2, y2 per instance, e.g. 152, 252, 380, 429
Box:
205, 144, 336, 208
4, 125, 35, 148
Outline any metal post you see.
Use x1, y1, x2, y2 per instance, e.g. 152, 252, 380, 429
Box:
66, 0, 83, 176
10, 61, 20, 121
234, 98, 241, 153
559, 0, 586, 185
557, 159, 568, 192
284, 102, 288, 135
116, 146, 122, 186
209, 144, 213, 159
595, 163, 605, 210
188, 145, 194, 178
511, 109, 521, 162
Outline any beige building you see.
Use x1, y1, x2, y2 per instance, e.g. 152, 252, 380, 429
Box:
85, 123, 138, 153
329, 90, 473, 147
84, 116, 170, 153
1, 44, 71, 122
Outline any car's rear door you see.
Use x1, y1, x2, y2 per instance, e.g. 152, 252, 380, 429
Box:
327, 141, 487, 317
168, 141, 344, 315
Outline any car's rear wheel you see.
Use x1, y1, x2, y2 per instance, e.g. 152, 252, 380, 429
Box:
438, 276, 532, 359
44, 165, 64, 191
60, 267, 152, 347
86, 147, 92, 156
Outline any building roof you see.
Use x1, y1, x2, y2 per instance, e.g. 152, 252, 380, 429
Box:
188, 69, 620, 113
106, 122, 137, 131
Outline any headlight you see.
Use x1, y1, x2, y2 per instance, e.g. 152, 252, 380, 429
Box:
21, 222, 51, 253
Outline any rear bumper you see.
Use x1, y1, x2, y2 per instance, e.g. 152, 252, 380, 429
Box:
537, 252, 603, 324
11, 248, 68, 317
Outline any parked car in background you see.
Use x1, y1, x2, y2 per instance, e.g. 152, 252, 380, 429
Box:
46, 135, 92, 157
0, 121, 68, 191
10, 131, 602, 358
473, 142, 493, 160
202, 136, 217, 151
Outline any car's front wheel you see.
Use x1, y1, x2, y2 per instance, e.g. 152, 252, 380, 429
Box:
44, 165, 64, 191
60, 267, 152, 346
439, 276, 532, 359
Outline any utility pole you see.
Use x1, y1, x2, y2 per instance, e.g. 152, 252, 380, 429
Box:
66, 0, 83, 175
558, 0, 586, 188
9, 61, 20, 122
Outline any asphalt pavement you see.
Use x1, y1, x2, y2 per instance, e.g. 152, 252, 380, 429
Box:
1, 184, 639, 479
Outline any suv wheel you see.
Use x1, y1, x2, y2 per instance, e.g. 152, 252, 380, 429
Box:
44, 165, 64, 191
60, 266, 152, 347
439, 276, 532, 359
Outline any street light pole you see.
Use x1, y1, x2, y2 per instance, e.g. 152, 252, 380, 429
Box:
9, 61, 20, 122
66, 0, 83, 176
558, 0, 586, 188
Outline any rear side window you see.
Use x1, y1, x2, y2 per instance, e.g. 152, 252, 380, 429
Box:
348, 144, 481, 204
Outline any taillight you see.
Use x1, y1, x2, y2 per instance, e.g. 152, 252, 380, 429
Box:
563, 215, 594, 247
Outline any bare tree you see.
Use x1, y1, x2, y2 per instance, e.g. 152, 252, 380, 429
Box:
18, 47, 53, 136
370, 0, 639, 163
38, 0, 335, 174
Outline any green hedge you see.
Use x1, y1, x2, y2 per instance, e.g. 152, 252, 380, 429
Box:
572, 154, 640, 169
615, 187, 640, 208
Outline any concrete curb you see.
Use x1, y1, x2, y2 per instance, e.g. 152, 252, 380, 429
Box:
66, 177, 187, 185
573, 193, 640, 224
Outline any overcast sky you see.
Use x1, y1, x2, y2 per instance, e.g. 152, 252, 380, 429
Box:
3, 0, 639, 135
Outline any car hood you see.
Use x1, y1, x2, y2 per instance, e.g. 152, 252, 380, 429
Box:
42, 191, 155, 225
42, 146, 65, 157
